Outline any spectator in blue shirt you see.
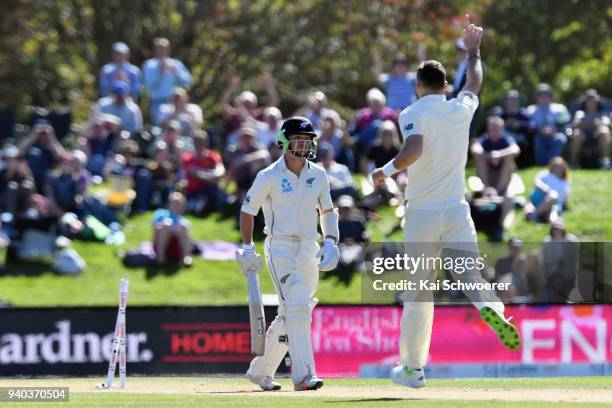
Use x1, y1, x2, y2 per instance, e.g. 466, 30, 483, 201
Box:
526, 83, 570, 165
95, 81, 143, 134
470, 116, 521, 196
373, 52, 418, 112
99, 42, 141, 99
142, 37, 193, 123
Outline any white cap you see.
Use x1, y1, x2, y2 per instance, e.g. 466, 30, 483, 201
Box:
112, 42, 130, 54
366, 87, 386, 105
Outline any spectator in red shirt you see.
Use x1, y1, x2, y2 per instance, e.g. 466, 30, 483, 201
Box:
352, 88, 398, 165
182, 131, 226, 215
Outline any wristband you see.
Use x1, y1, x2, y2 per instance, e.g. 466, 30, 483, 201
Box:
242, 243, 255, 251
382, 160, 400, 177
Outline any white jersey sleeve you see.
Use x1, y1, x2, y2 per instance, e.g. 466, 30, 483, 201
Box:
241, 171, 271, 216
455, 90, 480, 117
317, 172, 334, 211
398, 109, 425, 142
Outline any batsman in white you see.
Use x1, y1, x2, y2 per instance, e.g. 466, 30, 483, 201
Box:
236, 116, 340, 391
371, 15, 520, 389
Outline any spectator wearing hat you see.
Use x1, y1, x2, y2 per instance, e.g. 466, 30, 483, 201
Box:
255, 106, 283, 149
352, 88, 397, 161
18, 119, 66, 193
526, 83, 571, 165
570, 89, 611, 169
99, 42, 141, 98
226, 124, 271, 213
79, 113, 122, 176
220, 74, 280, 141
182, 131, 226, 215
95, 80, 143, 134
524, 156, 570, 223
470, 116, 520, 196
489, 90, 532, 163
362, 120, 401, 174
299, 91, 338, 131
372, 51, 418, 111
317, 142, 357, 201
541, 219, 579, 302
157, 87, 203, 136
0, 145, 35, 217
142, 37, 193, 123
330, 194, 369, 285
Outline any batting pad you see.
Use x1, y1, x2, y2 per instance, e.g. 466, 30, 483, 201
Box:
285, 304, 317, 383
247, 315, 288, 379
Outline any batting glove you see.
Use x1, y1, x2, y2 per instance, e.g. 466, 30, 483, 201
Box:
317, 238, 340, 272
235, 243, 263, 275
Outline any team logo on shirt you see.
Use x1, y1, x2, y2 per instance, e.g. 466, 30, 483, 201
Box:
404, 123, 414, 132
306, 177, 315, 187
245, 195, 251, 204
281, 178, 293, 193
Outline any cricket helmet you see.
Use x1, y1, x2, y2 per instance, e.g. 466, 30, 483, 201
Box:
277, 116, 318, 159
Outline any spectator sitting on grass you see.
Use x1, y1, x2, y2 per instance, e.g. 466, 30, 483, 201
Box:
524, 157, 570, 223
46, 150, 91, 215
95, 80, 142, 134
79, 113, 121, 177
570, 89, 611, 169
470, 116, 520, 196
362, 120, 401, 174
99, 42, 141, 99
142, 37, 193, 123
152, 191, 192, 267
317, 142, 357, 201
182, 131, 226, 215
0, 145, 35, 217
490, 90, 531, 156
157, 86, 203, 137
18, 119, 66, 194
526, 83, 570, 165
541, 219, 579, 302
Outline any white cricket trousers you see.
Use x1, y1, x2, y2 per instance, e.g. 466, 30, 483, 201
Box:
247, 235, 319, 382
400, 200, 504, 369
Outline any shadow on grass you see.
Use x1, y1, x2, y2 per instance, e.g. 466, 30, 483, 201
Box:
1, 260, 54, 276
325, 398, 414, 403
144, 262, 183, 280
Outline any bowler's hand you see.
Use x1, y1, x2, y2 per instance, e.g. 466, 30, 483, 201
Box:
370, 168, 386, 186
462, 14, 483, 50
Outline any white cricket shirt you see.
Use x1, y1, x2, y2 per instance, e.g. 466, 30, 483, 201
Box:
241, 155, 333, 240
398, 91, 479, 208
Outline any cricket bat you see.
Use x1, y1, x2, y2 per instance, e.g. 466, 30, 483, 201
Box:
247, 269, 266, 355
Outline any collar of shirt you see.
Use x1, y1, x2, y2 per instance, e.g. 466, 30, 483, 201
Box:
276, 154, 311, 177
418, 94, 447, 103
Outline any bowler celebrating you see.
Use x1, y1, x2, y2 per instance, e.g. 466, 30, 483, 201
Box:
236, 117, 340, 391
371, 16, 520, 388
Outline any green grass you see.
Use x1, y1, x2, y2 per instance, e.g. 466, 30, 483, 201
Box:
3, 377, 611, 408
0, 167, 611, 307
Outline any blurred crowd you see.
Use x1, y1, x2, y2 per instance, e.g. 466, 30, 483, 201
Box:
0, 37, 609, 299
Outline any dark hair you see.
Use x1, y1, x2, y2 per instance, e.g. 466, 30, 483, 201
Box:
416, 60, 446, 90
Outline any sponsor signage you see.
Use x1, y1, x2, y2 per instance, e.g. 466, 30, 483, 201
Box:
0, 307, 281, 376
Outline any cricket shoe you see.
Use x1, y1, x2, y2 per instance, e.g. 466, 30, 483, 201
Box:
246, 372, 281, 391
391, 365, 426, 388
480, 306, 521, 351
294, 374, 324, 391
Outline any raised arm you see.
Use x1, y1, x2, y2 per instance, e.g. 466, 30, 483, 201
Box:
461, 14, 484, 95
